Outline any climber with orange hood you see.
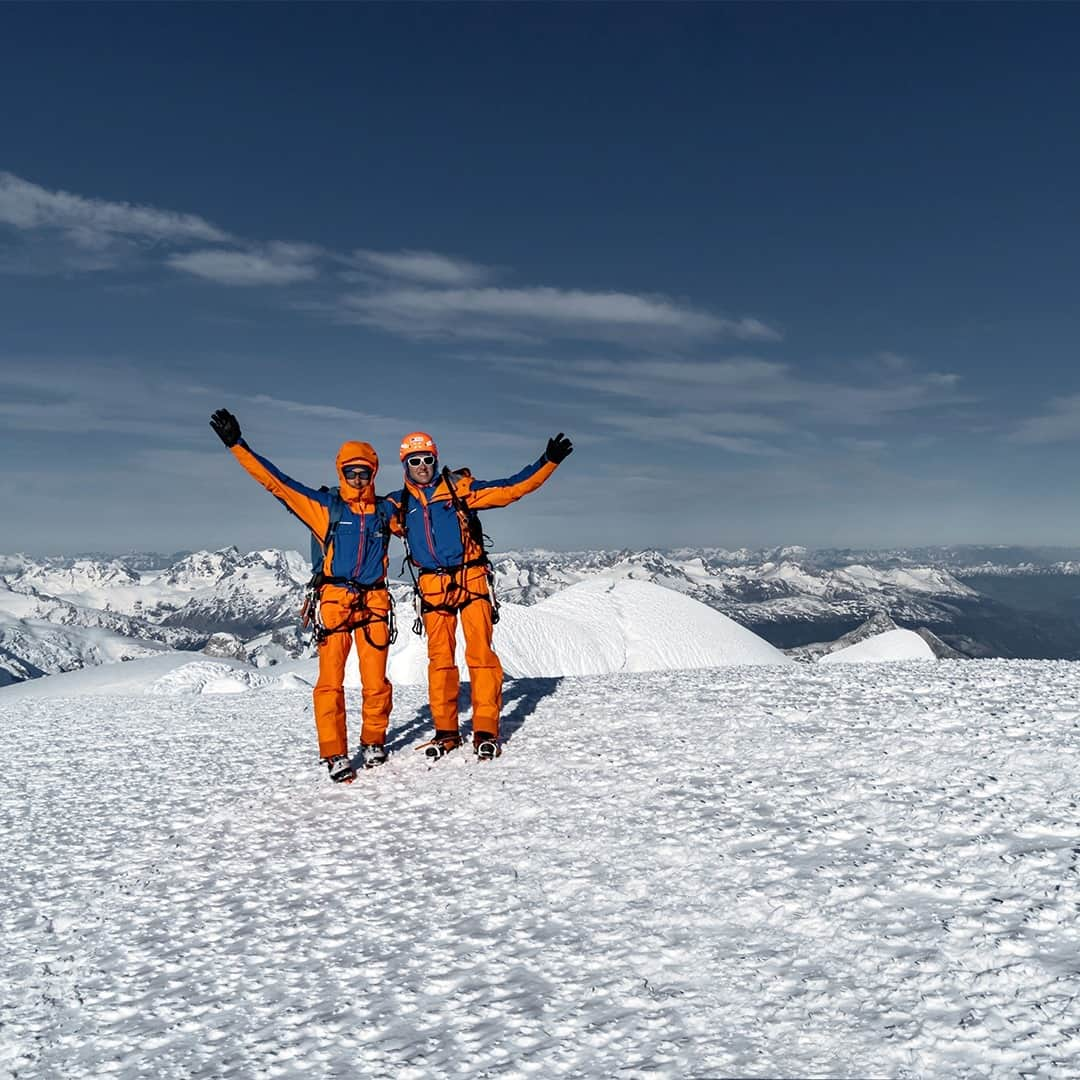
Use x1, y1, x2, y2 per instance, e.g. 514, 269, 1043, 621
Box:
385, 430, 573, 761
209, 408, 394, 784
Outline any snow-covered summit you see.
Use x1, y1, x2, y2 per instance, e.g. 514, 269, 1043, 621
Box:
14, 557, 140, 604
819, 627, 936, 664
534, 577, 789, 669
382, 578, 788, 686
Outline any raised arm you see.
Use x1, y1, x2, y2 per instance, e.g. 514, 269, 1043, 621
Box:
463, 433, 572, 511
210, 408, 331, 537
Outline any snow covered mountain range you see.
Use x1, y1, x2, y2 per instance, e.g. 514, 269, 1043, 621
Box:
491, 545, 1080, 658
2, 543, 1079, 688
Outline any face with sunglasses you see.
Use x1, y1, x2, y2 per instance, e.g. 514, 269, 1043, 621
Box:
405, 452, 437, 484
341, 462, 374, 490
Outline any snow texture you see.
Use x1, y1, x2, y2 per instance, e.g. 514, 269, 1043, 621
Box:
3, 660, 1080, 1078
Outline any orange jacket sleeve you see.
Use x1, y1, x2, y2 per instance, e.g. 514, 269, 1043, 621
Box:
229, 442, 331, 539
461, 456, 559, 511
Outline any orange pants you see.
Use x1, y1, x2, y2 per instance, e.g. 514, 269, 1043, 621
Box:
313, 585, 393, 758
419, 565, 503, 738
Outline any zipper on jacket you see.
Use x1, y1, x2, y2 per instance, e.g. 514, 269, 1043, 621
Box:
352, 505, 367, 580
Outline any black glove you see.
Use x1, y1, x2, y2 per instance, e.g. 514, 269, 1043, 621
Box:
210, 408, 242, 448
546, 432, 573, 464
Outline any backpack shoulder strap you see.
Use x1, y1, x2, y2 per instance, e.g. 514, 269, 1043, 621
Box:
373, 495, 393, 536
312, 486, 345, 572
441, 466, 466, 511
441, 466, 487, 555
395, 484, 411, 532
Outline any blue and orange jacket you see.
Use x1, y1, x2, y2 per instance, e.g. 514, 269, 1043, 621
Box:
385, 454, 559, 571
231, 439, 392, 586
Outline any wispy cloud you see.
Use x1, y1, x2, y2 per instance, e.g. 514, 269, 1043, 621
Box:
351, 249, 492, 286
477, 353, 966, 424
1, 172, 783, 350
341, 286, 780, 344
167, 243, 322, 286
0, 363, 198, 440
470, 351, 969, 460
1008, 394, 1080, 444
0, 172, 229, 245
245, 394, 394, 424
239, 392, 537, 452
592, 408, 788, 455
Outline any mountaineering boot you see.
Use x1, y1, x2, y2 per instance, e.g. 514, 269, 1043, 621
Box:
361, 743, 388, 769
326, 754, 357, 784
421, 730, 462, 760
473, 732, 501, 760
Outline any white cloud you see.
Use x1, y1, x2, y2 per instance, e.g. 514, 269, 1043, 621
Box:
837, 437, 888, 454
470, 351, 969, 462
0, 172, 229, 244
592, 409, 787, 456
1, 172, 785, 353
246, 394, 394, 424
232, 392, 539, 455
341, 285, 780, 344
167, 244, 321, 286
353, 249, 492, 286
483, 353, 965, 422
1009, 394, 1080, 444
0, 363, 197, 439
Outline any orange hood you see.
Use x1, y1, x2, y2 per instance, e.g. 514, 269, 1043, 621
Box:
336, 441, 379, 504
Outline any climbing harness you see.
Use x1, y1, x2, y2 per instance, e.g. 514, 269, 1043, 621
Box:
300, 487, 397, 648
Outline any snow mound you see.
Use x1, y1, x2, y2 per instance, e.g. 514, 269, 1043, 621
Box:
0, 652, 265, 699
146, 660, 275, 696
819, 628, 936, 664
537, 577, 789, 669
378, 578, 788, 685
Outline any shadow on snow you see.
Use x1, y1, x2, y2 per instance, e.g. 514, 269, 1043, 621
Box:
374, 676, 563, 760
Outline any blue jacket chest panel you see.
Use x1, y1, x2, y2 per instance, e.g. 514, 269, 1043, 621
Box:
408, 499, 467, 568
329, 511, 387, 582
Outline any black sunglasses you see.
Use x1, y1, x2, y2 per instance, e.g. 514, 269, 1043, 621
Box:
342, 465, 372, 481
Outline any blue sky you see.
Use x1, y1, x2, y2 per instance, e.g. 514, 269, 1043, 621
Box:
2, 3, 1079, 555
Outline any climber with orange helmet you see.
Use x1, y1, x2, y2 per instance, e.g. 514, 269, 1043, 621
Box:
385, 430, 573, 760
209, 408, 395, 784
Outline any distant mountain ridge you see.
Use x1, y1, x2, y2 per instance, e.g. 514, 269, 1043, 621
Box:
2, 543, 1080, 686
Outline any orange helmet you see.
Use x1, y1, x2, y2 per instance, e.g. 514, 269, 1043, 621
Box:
399, 431, 438, 461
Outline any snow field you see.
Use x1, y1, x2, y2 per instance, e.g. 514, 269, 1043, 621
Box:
3, 660, 1080, 1077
